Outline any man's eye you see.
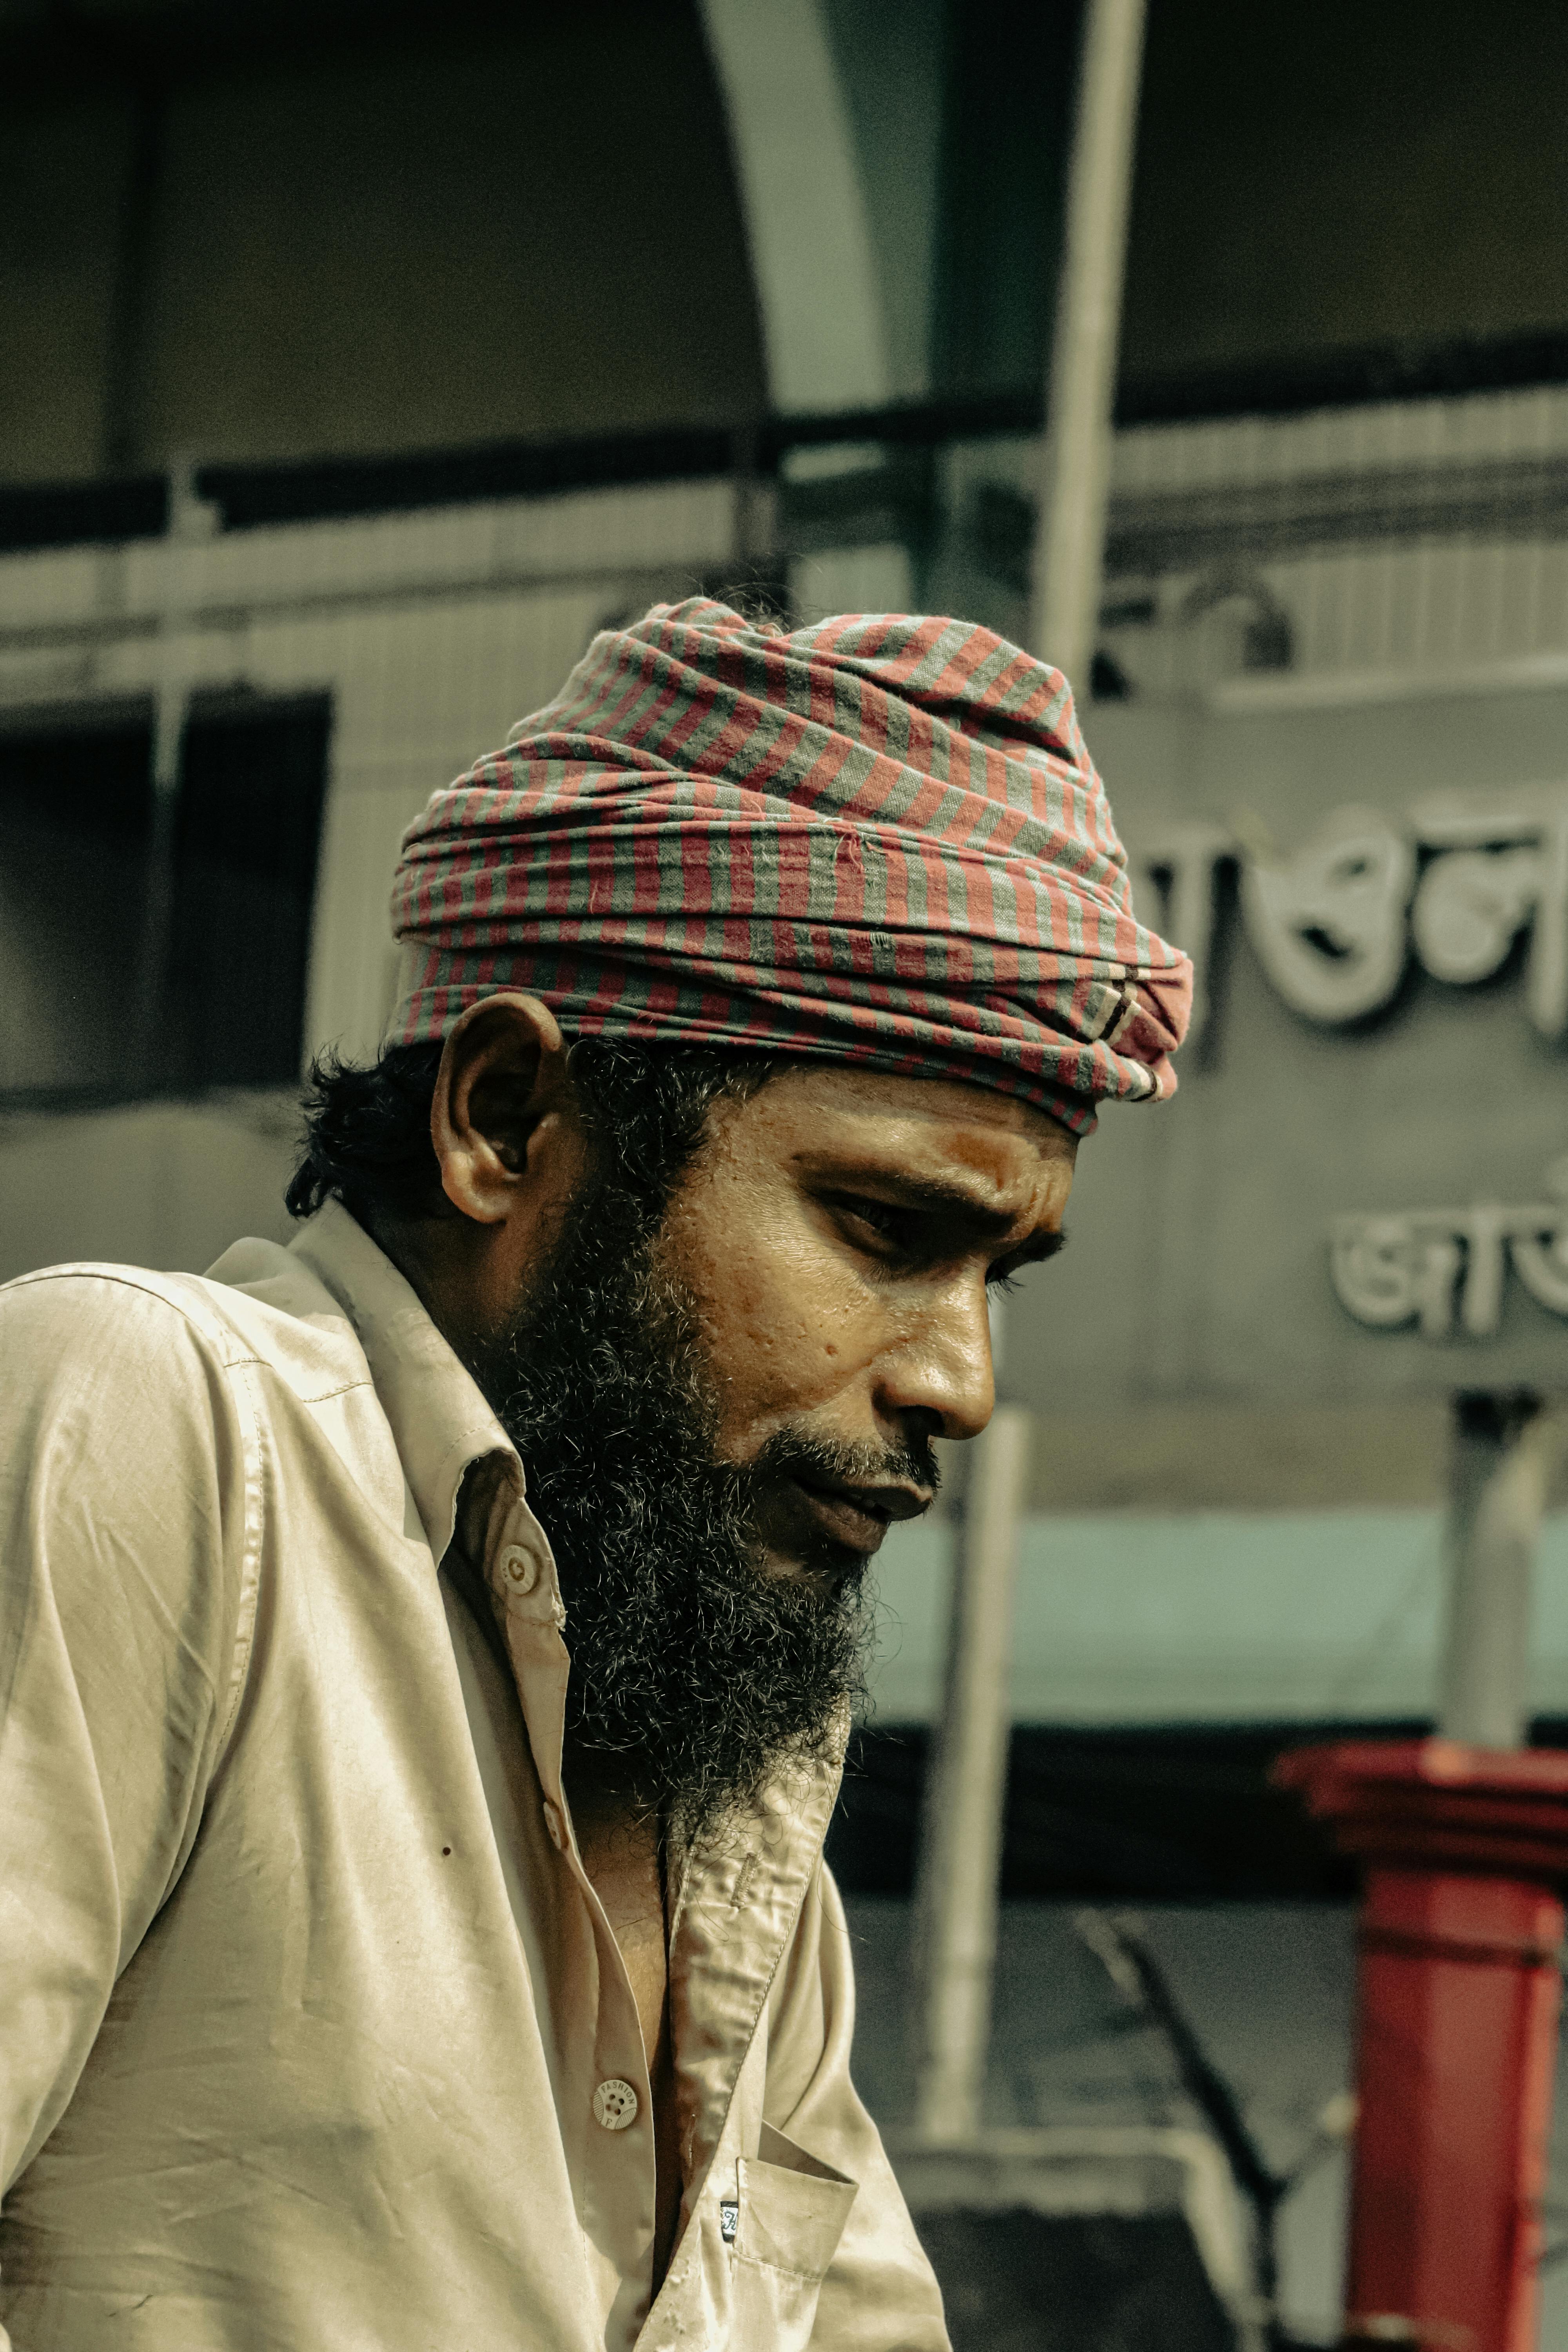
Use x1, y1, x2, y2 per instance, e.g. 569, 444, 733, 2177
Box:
837, 1197, 911, 1254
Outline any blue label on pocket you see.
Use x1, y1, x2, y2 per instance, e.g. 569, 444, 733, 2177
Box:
720, 2199, 739, 2244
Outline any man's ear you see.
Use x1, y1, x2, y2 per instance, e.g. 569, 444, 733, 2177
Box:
429, 993, 577, 1226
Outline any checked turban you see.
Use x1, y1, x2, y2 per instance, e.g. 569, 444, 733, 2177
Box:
387, 599, 1192, 1135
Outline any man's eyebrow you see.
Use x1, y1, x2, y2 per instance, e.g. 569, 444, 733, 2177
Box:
838, 1171, 1068, 1256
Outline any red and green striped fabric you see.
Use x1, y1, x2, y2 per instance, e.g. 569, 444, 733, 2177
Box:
387, 599, 1191, 1133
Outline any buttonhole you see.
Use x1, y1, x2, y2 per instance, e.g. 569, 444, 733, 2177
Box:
729, 1851, 757, 1912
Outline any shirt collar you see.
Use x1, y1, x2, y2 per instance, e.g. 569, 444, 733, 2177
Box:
288, 1198, 518, 1565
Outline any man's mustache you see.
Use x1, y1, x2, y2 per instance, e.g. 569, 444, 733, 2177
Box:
753, 1426, 941, 1510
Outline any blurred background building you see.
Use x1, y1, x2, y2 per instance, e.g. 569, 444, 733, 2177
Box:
3, 0, 1568, 2340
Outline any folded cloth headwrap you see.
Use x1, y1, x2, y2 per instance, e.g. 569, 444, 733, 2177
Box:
387, 598, 1192, 1134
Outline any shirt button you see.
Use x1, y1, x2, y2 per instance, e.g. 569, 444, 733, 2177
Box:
499, 1543, 539, 1595
542, 1800, 565, 1849
593, 2078, 639, 2132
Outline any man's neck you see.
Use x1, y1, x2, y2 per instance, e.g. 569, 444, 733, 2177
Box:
559, 1746, 666, 1956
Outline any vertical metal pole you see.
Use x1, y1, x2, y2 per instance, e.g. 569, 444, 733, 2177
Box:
1028, 0, 1149, 690
130, 726, 182, 1096
911, 1404, 1032, 2141
131, 459, 217, 1094
1440, 1391, 1556, 1751
729, 423, 780, 610
908, 0, 1147, 2142
905, 0, 1149, 2152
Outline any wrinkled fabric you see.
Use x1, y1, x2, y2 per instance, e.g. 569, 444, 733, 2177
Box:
388, 599, 1192, 1134
0, 1203, 946, 2352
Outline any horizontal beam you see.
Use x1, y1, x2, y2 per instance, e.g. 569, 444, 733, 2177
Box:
7, 325, 1568, 555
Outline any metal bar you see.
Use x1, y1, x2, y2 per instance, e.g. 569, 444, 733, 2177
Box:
128, 464, 218, 1094
910, 1404, 1032, 2141
0, 554, 735, 659
1028, 0, 1148, 686
11, 437, 1568, 662
129, 749, 180, 1096
1439, 1391, 1557, 1751
1103, 454, 1568, 577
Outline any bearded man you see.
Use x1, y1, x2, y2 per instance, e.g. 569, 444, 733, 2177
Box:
0, 601, 1189, 2352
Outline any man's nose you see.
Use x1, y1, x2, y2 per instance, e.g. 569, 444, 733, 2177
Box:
874, 1277, 995, 1444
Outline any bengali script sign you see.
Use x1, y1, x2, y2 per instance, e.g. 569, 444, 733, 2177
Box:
1331, 1163, 1568, 1341
1143, 786, 1568, 1047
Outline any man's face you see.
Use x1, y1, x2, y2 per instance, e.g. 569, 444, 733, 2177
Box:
650, 1062, 1077, 1574
466, 1050, 1076, 1831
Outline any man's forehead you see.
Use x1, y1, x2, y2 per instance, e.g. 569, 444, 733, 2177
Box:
758, 1059, 1076, 1159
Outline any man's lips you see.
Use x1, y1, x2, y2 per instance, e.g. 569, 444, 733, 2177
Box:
786, 1474, 933, 1555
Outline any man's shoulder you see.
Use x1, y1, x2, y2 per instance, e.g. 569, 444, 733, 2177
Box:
4, 1258, 250, 1352
0, 1243, 372, 1408
1, 1240, 414, 1553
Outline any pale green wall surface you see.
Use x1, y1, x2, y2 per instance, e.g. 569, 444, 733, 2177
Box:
819, 0, 947, 399
867, 1509, 1568, 1724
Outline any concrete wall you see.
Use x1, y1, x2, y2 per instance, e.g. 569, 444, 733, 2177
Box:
0, 0, 765, 481
720, 0, 1568, 414
0, 1095, 297, 1288
0, 87, 138, 485
1123, 0, 1568, 382
8, 0, 1568, 489
820, 0, 948, 401
1033, 678, 1568, 1410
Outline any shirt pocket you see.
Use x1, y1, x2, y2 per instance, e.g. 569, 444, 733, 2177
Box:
729, 2124, 858, 2351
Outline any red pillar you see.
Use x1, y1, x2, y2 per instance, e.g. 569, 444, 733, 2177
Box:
1277, 1739, 1568, 2352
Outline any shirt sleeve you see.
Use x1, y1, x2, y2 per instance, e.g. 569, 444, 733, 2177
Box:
0, 1270, 258, 2206
764, 1858, 951, 2352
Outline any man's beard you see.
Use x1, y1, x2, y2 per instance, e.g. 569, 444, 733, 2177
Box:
473, 1160, 929, 1839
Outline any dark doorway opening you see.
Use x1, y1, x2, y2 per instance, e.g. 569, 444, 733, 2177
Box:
0, 691, 331, 1106
0, 703, 156, 1099
162, 693, 332, 1093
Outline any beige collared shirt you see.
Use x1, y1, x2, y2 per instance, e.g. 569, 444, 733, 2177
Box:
0, 1201, 947, 2352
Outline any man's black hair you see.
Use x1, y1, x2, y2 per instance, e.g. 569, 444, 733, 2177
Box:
287, 1035, 778, 1229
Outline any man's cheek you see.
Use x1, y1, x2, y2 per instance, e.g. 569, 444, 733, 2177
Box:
721, 1327, 885, 1459
746, 1238, 868, 1368
668, 1189, 875, 1422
